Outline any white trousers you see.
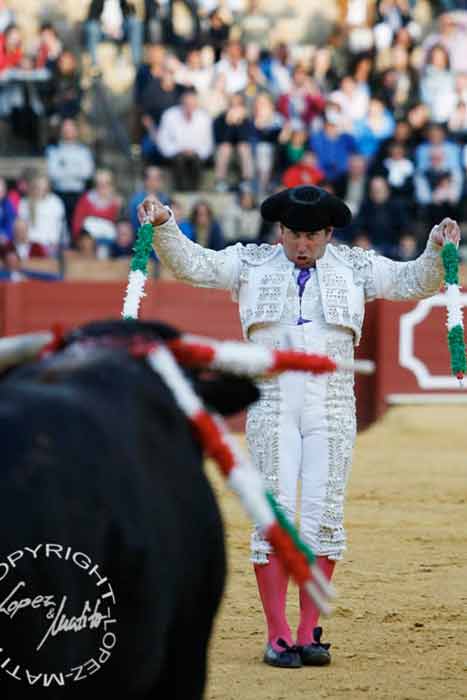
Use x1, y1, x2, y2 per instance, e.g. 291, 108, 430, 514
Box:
247, 322, 357, 563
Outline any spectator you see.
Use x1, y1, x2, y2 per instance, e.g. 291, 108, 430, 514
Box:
422, 11, 467, 75
277, 65, 326, 128
18, 174, 66, 255
415, 146, 463, 230
351, 231, 372, 250
329, 75, 369, 127
374, 45, 419, 120
84, 0, 144, 68
163, 0, 201, 60
7, 168, 35, 214
447, 71, 467, 142
353, 97, 395, 161
353, 175, 410, 252
35, 22, 63, 70
260, 42, 292, 98
173, 47, 214, 97
46, 118, 95, 228
72, 169, 122, 243
139, 62, 185, 130
213, 40, 248, 94
169, 197, 194, 239
243, 55, 269, 110
75, 230, 97, 259
128, 165, 169, 234
46, 50, 83, 121
373, 118, 414, 167
311, 47, 337, 95
183, 199, 225, 249
0, 24, 23, 72
4, 217, 48, 260
281, 151, 325, 188
333, 153, 368, 217
309, 117, 358, 183
222, 186, 262, 244
276, 123, 309, 174
373, 140, 414, 201
134, 42, 166, 107
0, 176, 16, 246
197, 70, 229, 117
420, 44, 457, 124
156, 88, 213, 191
110, 218, 134, 257
250, 92, 284, 195
139, 64, 186, 162
407, 102, 431, 146
204, 8, 231, 63
390, 232, 420, 261
213, 92, 254, 191
414, 123, 462, 172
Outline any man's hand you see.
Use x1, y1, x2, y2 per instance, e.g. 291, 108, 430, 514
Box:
137, 196, 170, 227
430, 218, 461, 248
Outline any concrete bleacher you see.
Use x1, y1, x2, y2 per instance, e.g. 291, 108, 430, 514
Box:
0, 157, 47, 181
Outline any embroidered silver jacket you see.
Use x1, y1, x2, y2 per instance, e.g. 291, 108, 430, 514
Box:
154, 215, 443, 345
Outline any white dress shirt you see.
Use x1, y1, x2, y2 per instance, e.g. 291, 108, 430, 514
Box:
156, 106, 214, 159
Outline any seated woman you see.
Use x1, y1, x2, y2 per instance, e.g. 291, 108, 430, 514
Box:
250, 92, 283, 195
213, 92, 254, 192
72, 169, 122, 246
182, 199, 225, 250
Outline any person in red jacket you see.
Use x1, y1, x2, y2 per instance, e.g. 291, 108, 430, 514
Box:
282, 151, 325, 188
0, 24, 23, 72
72, 169, 122, 243
276, 65, 326, 128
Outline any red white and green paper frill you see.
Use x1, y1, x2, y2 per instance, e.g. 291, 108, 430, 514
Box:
122, 221, 154, 320
441, 242, 466, 382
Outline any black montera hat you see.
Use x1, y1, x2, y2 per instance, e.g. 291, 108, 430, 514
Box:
260, 185, 352, 232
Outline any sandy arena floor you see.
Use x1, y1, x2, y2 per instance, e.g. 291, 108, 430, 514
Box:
205, 406, 467, 700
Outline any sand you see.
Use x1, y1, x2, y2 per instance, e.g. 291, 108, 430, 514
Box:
205, 406, 467, 700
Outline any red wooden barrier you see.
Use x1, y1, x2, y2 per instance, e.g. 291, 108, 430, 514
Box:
1, 281, 464, 431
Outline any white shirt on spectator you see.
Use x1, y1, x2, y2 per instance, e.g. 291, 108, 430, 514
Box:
156, 105, 213, 159
214, 57, 248, 94
174, 65, 214, 97
47, 142, 95, 194
383, 157, 414, 187
18, 194, 66, 252
329, 86, 369, 124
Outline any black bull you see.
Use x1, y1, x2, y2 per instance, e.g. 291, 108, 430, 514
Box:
0, 320, 259, 699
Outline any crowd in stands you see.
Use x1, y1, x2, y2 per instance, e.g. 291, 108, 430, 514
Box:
0, 0, 467, 281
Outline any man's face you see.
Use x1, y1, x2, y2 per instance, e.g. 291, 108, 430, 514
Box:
280, 225, 332, 268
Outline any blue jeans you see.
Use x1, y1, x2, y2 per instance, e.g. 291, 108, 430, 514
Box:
85, 17, 143, 67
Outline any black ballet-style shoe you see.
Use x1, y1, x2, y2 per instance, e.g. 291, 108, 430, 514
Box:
263, 638, 302, 668
298, 626, 331, 666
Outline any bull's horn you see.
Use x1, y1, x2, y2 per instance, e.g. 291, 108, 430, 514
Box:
0, 332, 53, 370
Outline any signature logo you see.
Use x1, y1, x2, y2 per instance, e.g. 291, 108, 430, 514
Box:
0, 544, 117, 687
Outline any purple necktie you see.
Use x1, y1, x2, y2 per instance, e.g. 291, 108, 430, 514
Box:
297, 268, 311, 325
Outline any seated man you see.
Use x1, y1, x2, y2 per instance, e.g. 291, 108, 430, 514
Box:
156, 88, 213, 191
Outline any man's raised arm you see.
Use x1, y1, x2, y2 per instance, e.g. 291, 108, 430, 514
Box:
369, 218, 461, 302
138, 196, 241, 291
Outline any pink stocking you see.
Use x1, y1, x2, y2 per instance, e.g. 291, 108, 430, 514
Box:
254, 554, 292, 651
296, 556, 336, 645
